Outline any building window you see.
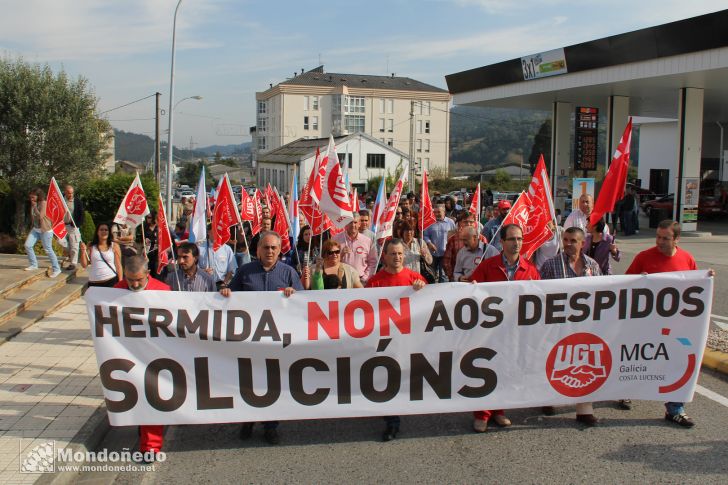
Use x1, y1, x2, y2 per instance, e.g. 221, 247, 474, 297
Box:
425, 121, 431, 134
387, 138, 393, 146
257, 137, 266, 150
416, 102, 422, 115
304, 116, 309, 130
425, 139, 430, 152
386, 99, 393, 114
424, 157, 430, 169
417, 157, 422, 168
387, 119, 393, 133
338, 153, 352, 169
379, 98, 385, 114
312, 116, 318, 130
345, 115, 365, 133
424, 101, 431, 116
312, 96, 319, 110
417, 139, 422, 152
344, 96, 365, 114
379, 118, 385, 132
303, 96, 309, 111
257, 101, 266, 114
257, 117, 267, 132
366, 153, 385, 169
417, 120, 422, 134
266, 168, 271, 184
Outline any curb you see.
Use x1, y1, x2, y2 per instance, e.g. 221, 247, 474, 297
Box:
36, 403, 111, 485
702, 348, 728, 375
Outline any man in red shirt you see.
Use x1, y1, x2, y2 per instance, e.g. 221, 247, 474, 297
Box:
468, 224, 539, 432
113, 255, 170, 460
366, 238, 425, 441
626, 220, 713, 427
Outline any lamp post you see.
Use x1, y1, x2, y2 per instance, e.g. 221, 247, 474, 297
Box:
165, 0, 183, 219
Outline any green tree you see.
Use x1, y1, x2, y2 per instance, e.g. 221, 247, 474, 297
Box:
0, 58, 111, 234
177, 160, 213, 188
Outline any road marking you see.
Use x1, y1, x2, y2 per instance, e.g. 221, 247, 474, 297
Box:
710, 314, 728, 331
695, 384, 728, 408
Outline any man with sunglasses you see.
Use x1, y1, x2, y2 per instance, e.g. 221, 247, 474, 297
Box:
220, 230, 303, 445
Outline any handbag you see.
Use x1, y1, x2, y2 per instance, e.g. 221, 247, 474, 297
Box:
416, 239, 437, 283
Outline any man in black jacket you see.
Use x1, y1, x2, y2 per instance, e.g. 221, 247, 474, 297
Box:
63, 184, 85, 270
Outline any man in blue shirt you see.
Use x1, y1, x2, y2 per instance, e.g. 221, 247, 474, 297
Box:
220, 230, 303, 445
481, 199, 511, 251
423, 204, 456, 282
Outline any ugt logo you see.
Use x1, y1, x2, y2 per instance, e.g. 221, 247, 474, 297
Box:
125, 186, 147, 215
546, 333, 612, 397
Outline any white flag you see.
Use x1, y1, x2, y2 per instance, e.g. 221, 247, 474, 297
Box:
113, 173, 150, 228
310, 135, 353, 228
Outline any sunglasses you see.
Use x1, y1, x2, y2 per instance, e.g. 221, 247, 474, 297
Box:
326, 249, 341, 256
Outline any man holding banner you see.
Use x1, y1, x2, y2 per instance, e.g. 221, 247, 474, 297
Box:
365, 238, 426, 441
220, 231, 303, 445
626, 220, 714, 427
540, 226, 602, 425
468, 223, 540, 432
113, 255, 169, 460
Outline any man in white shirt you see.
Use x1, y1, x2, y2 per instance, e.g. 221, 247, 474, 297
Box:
563, 194, 609, 234
198, 240, 238, 289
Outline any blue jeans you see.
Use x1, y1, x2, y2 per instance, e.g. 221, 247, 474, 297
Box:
432, 256, 448, 283
25, 228, 60, 272
665, 402, 685, 416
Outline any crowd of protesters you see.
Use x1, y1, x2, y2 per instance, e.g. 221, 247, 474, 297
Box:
20, 183, 715, 458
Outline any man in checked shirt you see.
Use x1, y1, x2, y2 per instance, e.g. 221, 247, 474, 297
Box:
539, 226, 602, 426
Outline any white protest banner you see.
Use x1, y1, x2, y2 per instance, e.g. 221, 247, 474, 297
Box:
85, 271, 712, 426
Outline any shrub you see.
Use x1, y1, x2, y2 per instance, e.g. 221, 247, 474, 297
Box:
80, 210, 96, 243
81, 172, 159, 227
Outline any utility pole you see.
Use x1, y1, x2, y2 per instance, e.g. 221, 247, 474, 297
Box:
409, 100, 415, 193
154, 92, 161, 184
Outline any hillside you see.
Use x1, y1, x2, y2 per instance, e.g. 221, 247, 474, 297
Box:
113, 129, 249, 164
449, 106, 551, 174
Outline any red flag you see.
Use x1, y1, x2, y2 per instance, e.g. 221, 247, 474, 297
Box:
591, 117, 633, 226
419, 171, 436, 232
264, 183, 278, 215
300, 147, 335, 235
250, 189, 263, 236
350, 187, 359, 213
469, 183, 480, 220
114, 173, 150, 227
240, 187, 255, 221
521, 155, 556, 259
501, 191, 532, 230
272, 190, 291, 254
156, 195, 173, 274
211, 174, 242, 251
376, 161, 409, 241
46, 177, 69, 241
310, 135, 353, 228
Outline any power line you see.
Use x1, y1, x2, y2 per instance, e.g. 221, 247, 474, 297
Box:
98, 93, 157, 116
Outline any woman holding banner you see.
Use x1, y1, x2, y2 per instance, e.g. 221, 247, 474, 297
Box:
80, 223, 123, 288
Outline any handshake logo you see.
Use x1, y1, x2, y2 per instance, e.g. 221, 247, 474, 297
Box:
546, 333, 612, 397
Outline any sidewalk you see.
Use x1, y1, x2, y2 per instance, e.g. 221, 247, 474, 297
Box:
0, 298, 106, 485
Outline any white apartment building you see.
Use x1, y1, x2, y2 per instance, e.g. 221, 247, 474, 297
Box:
254, 66, 451, 176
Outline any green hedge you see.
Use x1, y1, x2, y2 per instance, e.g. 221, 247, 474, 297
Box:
81, 172, 159, 227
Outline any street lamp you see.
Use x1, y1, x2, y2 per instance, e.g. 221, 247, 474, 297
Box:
174, 95, 203, 111
165, 0, 183, 219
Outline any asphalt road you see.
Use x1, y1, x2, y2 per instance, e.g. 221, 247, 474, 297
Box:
77, 220, 728, 485
81, 370, 728, 485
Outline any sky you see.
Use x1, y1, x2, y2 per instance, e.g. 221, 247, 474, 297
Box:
1, 0, 726, 148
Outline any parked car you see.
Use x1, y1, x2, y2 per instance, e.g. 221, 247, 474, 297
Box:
641, 194, 726, 218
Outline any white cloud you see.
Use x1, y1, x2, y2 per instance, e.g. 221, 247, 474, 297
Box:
0, 0, 223, 61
